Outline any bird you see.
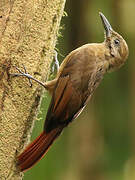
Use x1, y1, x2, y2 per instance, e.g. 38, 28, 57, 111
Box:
14, 12, 129, 172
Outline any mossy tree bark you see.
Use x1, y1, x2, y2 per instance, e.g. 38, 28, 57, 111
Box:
0, 0, 66, 179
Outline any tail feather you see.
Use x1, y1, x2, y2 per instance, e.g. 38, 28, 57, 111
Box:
17, 128, 62, 171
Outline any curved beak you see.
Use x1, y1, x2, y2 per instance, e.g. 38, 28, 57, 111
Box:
99, 12, 113, 37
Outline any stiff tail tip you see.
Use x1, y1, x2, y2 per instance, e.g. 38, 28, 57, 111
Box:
17, 128, 62, 172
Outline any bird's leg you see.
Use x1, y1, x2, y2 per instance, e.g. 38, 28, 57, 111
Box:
10, 51, 60, 90
10, 65, 47, 88
51, 50, 60, 74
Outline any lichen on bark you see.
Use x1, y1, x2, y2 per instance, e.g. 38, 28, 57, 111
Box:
0, 0, 66, 179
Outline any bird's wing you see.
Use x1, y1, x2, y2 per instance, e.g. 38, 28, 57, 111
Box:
44, 75, 82, 132
44, 48, 105, 133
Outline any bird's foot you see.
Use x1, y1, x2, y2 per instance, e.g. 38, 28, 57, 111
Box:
51, 50, 60, 74
10, 65, 46, 88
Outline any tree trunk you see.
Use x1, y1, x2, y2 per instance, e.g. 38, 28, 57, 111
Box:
0, 0, 66, 179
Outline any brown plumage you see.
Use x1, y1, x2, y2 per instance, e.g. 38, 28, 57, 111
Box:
16, 13, 129, 171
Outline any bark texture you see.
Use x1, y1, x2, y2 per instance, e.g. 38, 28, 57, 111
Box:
0, 0, 66, 179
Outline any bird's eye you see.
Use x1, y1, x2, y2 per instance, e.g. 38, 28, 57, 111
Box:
114, 39, 120, 45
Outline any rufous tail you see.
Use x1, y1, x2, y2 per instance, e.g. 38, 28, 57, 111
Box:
17, 128, 62, 171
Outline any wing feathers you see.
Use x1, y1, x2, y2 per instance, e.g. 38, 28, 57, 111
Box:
53, 76, 69, 112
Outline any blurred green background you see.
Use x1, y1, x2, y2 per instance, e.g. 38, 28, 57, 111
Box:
24, 0, 135, 179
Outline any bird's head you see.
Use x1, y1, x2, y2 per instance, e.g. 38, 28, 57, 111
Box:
99, 12, 129, 72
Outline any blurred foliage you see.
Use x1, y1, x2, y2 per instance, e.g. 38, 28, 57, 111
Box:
24, 0, 135, 179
